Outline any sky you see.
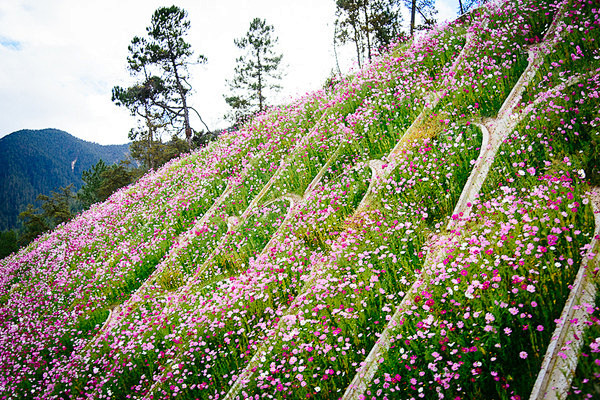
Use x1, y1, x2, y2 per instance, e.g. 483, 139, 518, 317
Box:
0, 0, 461, 145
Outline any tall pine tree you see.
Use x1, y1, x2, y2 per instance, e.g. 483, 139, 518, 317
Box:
225, 18, 283, 125
112, 35, 169, 170
113, 6, 210, 147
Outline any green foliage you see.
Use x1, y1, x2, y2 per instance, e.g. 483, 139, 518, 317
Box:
112, 73, 169, 170
225, 18, 283, 124
114, 6, 210, 145
78, 159, 141, 210
146, 6, 209, 142
191, 129, 220, 148
18, 185, 77, 246
0, 129, 129, 231
17, 204, 51, 246
583, 130, 600, 186
96, 161, 139, 202
130, 135, 191, 172
78, 159, 109, 209
335, 0, 405, 67
0, 230, 18, 259
38, 185, 77, 226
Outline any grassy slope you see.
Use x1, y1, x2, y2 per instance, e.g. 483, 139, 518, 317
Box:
0, 0, 599, 399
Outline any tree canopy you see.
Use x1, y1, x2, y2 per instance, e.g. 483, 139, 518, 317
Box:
18, 185, 77, 246
335, 0, 404, 68
78, 159, 109, 209
113, 6, 210, 148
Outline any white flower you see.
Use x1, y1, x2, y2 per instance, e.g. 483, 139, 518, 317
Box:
526, 285, 536, 293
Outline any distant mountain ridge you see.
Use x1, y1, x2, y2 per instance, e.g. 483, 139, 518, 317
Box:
0, 128, 129, 230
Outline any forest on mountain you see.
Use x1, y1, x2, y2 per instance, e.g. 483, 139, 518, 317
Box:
0, 128, 129, 231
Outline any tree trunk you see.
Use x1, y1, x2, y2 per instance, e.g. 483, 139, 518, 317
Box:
362, 0, 372, 62
353, 21, 362, 68
257, 49, 264, 112
410, 0, 417, 36
170, 55, 193, 146
333, 21, 343, 75
181, 94, 192, 146
143, 100, 154, 170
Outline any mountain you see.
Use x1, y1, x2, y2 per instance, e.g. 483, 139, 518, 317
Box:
0, 128, 129, 230
1, 0, 600, 398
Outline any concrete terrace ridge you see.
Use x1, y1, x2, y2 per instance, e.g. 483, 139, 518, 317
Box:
221, 21, 482, 399
342, 1, 574, 398
143, 110, 353, 398
529, 187, 600, 400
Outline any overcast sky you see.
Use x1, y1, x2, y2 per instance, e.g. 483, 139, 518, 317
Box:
0, 0, 460, 145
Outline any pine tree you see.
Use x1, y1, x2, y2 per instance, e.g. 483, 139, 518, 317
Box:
225, 18, 283, 125
18, 186, 77, 246
112, 34, 169, 170
78, 159, 109, 209
113, 6, 210, 147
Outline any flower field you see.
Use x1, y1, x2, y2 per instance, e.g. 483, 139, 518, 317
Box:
1, 0, 599, 398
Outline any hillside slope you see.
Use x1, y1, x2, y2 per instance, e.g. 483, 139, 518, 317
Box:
0, 0, 599, 399
0, 129, 129, 230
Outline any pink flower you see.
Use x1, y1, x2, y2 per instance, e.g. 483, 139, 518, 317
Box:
520, 351, 528, 359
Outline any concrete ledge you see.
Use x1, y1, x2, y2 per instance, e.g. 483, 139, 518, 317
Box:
529, 188, 600, 400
